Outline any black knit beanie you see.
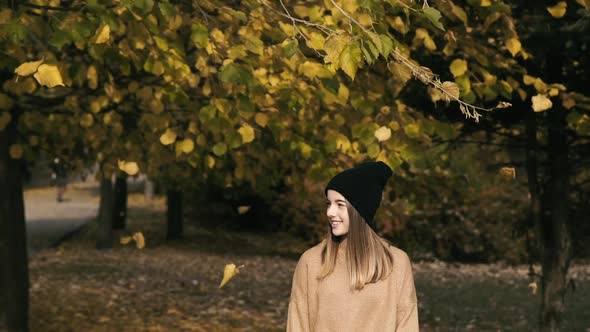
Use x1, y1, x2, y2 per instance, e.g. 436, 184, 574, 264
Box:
325, 161, 393, 230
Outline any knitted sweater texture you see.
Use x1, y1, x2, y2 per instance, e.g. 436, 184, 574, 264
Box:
287, 240, 419, 332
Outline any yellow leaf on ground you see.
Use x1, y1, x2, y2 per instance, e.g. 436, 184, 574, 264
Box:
374, 126, 392, 142
505, 38, 521, 57
9, 144, 23, 159
532, 94, 552, 112
481, 0, 491, 6
120, 236, 133, 245
15, 59, 44, 76
547, 2, 567, 18
219, 263, 240, 288
160, 128, 177, 145
238, 125, 255, 144
34, 64, 64, 88
95, 24, 111, 44
133, 232, 145, 249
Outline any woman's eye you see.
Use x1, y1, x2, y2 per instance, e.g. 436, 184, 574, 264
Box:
338, 204, 346, 207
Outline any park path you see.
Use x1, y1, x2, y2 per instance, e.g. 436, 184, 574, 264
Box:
25, 180, 99, 256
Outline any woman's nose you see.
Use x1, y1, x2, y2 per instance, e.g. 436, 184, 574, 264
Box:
326, 204, 336, 217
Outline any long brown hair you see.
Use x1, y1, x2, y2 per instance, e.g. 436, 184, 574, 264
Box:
318, 201, 395, 291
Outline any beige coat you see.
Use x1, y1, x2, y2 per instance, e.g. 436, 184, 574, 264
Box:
287, 240, 419, 331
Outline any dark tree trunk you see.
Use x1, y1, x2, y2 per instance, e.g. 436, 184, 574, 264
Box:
112, 174, 127, 230
0, 117, 29, 332
539, 105, 572, 332
96, 174, 114, 249
166, 190, 183, 240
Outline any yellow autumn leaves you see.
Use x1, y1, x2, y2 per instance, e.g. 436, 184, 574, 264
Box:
120, 232, 146, 249
219, 263, 244, 288
14, 59, 64, 88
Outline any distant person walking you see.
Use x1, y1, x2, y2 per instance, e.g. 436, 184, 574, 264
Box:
287, 161, 419, 331
50, 157, 68, 202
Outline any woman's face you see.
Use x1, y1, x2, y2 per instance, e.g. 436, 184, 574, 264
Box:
326, 190, 350, 237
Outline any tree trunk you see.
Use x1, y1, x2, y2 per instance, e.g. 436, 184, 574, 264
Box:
0, 118, 29, 332
112, 174, 127, 230
166, 190, 183, 240
539, 105, 572, 331
96, 174, 114, 249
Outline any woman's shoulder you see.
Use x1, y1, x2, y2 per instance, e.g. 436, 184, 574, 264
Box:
297, 239, 326, 264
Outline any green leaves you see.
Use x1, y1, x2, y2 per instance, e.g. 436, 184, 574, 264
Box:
219, 63, 252, 85
340, 41, 362, 80
450, 59, 468, 77
212, 142, 228, 156
421, 7, 445, 31
191, 24, 209, 48
282, 39, 299, 58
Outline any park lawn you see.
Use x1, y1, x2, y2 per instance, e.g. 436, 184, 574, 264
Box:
28, 193, 590, 331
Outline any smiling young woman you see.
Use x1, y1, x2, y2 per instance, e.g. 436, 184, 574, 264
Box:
287, 161, 419, 332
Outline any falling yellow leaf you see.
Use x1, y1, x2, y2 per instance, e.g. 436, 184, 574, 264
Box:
532, 94, 553, 112
499, 167, 516, 179
547, 2, 567, 18
120, 236, 133, 245
528, 281, 538, 295
219, 263, 241, 288
160, 128, 177, 145
133, 232, 145, 249
15, 59, 44, 76
238, 125, 255, 144
374, 126, 392, 142
33, 64, 64, 88
95, 24, 111, 44
481, 0, 491, 6
505, 38, 521, 57
237, 206, 251, 215
9, 144, 23, 159
576, 0, 590, 9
